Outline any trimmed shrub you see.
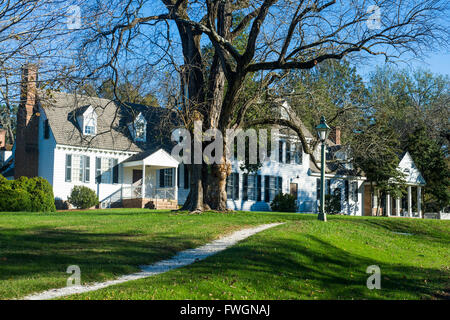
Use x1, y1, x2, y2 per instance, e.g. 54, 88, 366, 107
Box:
0, 175, 55, 212
270, 193, 297, 212
13, 177, 56, 212
68, 186, 99, 209
324, 193, 342, 215
0, 181, 32, 212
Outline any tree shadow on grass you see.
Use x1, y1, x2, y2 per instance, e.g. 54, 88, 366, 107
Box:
0, 227, 213, 291
163, 234, 450, 300
335, 217, 450, 244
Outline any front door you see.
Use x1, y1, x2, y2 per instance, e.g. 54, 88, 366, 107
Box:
363, 185, 372, 216
132, 169, 143, 184
132, 169, 143, 198
290, 183, 298, 197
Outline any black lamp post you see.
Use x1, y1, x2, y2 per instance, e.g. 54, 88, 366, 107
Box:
316, 116, 331, 221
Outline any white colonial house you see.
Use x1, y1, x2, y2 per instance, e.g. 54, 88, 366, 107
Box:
1, 65, 426, 216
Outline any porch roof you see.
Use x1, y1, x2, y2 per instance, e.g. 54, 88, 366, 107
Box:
122, 148, 179, 169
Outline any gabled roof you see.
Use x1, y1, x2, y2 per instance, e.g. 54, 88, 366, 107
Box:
123, 148, 179, 168
38, 90, 177, 153
398, 152, 426, 185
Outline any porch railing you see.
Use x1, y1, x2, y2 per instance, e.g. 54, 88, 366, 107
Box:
122, 185, 176, 200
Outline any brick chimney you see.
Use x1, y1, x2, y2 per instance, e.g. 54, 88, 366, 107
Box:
15, 64, 39, 178
331, 126, 341, 145
0, 129, 5, 148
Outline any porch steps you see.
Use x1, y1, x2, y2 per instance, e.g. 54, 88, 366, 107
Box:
147, 199, 178, 210
123, 198, 178, 210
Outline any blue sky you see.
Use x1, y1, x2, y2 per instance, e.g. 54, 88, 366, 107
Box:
354, 51, 450, 82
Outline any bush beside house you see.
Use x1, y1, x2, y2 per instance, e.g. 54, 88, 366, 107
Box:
270, 193, 297, 212
324, 193, 342, 215
0, 175, 56, 212
67, 186, 99, 209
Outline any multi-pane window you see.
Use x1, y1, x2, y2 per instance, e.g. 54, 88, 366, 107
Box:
226, 173, 239, 200
285, 141, 291, 163
65, 154, 90, 183
135, 120, 146, 142
243, 174, 257, 201
264, 176, 282, 202
159, 168, 174, 187
84, 125, 95, 135
95, 157, 119, 184
294, 143, 302, 165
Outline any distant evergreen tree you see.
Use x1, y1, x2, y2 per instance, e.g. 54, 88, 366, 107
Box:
406, 127, 450, 211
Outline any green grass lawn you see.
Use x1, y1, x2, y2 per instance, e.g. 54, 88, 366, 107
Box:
0, 209, 449, 300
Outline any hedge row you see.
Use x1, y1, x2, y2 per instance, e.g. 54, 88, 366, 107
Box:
0, 175, 56, 212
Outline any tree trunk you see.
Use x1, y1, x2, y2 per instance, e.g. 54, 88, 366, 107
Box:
204, 161, 231, 212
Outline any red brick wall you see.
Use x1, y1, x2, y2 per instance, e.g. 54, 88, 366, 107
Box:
0, 129, 5, 148
15, 65, 39, 179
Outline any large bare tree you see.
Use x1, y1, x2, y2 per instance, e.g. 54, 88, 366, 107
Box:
0, 0, 98, 143
81, 0, 448, 212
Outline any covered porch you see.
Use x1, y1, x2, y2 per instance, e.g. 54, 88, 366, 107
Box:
384, 184, 424, 218
121, 149, 180, 210
363, 183, 425, 218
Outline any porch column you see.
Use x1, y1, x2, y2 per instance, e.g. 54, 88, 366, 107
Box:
372, 192, 378, 216
174, 166, 178, 201
417, 186, 422, 218
396, 197, 401, 216
386, 193, 391, 217
407, 186, 412, 217
141, 164, 146, 199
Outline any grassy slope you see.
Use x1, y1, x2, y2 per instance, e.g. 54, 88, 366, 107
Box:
0, 210, 448, 300
0, 209, 295, 299
64, 215, 450, 300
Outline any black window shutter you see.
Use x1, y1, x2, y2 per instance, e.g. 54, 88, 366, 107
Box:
233, 173, 239, 200
112, 159, 119, 184
184, 164, 189, 189
44, 120, 50, 139
160, 169, 165, 188
345, 180, 349, 202
279, 141, 284, 163
317, 178, 321, 200
264, 176, 270, 202
65, 154, 72, 182
95, 157, 101, 183
277, 177, 283, 194
257, 175, 262, 201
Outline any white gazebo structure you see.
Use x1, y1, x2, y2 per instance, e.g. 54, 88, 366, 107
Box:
386, 152, 426, 218
121, 148, 180, 209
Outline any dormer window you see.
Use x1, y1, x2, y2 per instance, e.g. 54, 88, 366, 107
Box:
129, 112, 147, 142
76, 105, 97, 136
